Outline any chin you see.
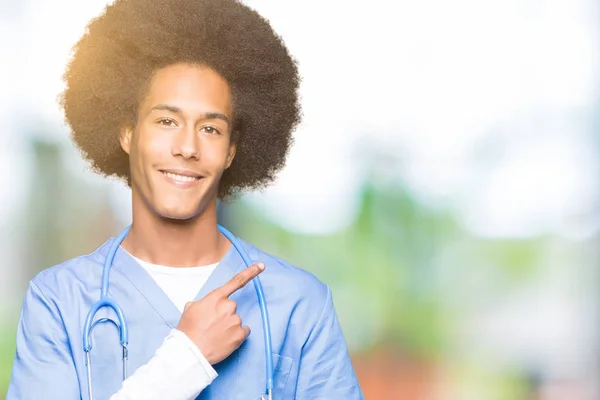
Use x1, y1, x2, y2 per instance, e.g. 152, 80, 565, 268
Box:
149, 190, 216, 222
155, 205, 201, 222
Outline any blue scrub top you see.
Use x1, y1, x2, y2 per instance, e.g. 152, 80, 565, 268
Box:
6, 236, 364, 400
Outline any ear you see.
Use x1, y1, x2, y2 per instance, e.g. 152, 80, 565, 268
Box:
225, 140, 237, 169
120, 125, 134, 155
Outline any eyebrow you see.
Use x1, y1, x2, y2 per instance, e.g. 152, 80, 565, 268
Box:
148, 104, 230, 124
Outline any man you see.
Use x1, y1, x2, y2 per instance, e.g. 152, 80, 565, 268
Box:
6, 0, 364, 399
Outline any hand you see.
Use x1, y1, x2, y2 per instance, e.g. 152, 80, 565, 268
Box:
177, 262, 265, 365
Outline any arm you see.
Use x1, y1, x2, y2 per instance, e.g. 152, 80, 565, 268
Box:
8, 263, 264, 400
113, 261, 269, 399
7, 281, 81, 399
110, 329, 217, 400
7, 282, 216, 400
115, 262, 267, 399
294, 286, 365, 400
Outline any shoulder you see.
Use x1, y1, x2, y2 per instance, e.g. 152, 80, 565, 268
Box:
241, 239, 330, 307
30, 239, 110, 301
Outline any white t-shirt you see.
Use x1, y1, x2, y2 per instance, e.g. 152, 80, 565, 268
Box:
109, 250, 219, 400
130, 254, 218, 312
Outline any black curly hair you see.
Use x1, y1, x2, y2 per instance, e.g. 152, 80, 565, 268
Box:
60, 0, 301, 199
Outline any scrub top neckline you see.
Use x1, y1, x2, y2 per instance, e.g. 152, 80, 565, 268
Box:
97, 236, 247, 328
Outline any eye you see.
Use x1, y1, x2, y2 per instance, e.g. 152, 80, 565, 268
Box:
156, 118, 177, 127
201, 126, 221, 135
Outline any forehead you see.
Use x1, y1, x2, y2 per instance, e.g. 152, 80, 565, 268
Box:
141, 63, 232, 115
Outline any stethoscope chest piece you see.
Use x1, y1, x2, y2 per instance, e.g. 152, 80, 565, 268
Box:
257, 391, 272, 400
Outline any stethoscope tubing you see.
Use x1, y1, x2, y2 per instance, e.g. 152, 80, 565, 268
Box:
81, 224, 274, 400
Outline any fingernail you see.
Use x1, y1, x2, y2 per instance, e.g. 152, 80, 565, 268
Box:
257, 262, 265, 270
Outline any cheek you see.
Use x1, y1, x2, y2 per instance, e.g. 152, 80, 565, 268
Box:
201, 140, 233, 169
134, 128, 169, 165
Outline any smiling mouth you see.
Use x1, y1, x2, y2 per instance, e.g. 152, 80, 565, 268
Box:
160, 170, 203, 183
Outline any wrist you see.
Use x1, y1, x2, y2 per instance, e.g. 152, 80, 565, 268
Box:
176, 328, 216, 364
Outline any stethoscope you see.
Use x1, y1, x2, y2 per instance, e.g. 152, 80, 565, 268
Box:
82, 224, 274, 400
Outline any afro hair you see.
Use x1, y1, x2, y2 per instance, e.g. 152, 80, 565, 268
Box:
60, 0, 301, 198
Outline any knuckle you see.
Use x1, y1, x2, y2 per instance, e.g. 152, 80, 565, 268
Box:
234, 273, 247, 286
206, 291, 219, 301
232, 314, 242, 326
220, 299, 236, 313
227, 300, 237, 313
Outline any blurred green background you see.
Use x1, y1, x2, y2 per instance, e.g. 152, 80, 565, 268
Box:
1, 0, 600, 399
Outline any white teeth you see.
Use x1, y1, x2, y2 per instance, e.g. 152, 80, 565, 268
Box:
163, 172, 199, 182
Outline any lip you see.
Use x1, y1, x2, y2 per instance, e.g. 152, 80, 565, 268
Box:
159, 169, 204, 187
160, 169, 203, 178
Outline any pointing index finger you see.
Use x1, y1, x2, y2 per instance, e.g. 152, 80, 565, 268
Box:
218, 262, 265, 297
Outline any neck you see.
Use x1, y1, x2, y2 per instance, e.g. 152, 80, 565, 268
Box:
122, 192, 230, 267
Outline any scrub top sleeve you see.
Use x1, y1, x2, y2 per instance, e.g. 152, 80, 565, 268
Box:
6, 281, 80, 400
294, 285, 365, 400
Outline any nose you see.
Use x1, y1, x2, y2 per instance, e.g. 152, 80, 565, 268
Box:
172, 125, 200, 160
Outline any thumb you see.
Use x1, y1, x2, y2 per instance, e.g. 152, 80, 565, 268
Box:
183, 301, 193, 312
